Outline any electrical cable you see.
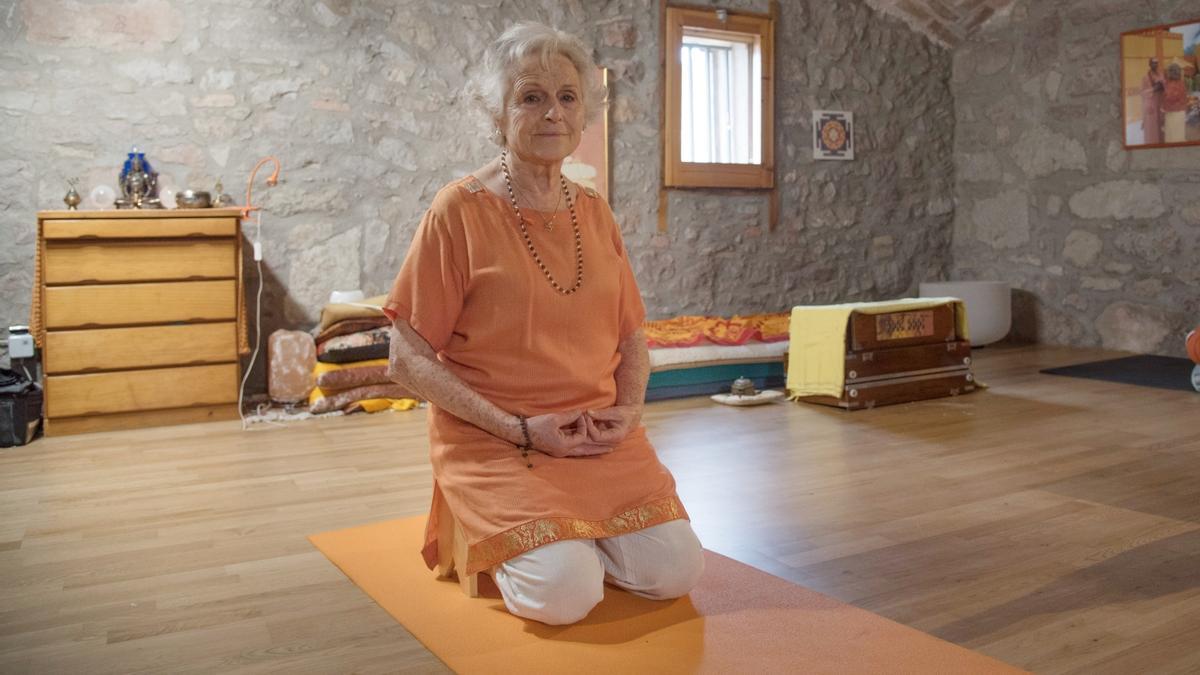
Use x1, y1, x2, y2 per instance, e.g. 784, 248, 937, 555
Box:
238, 210, 265, 430
235, 156, 280, 431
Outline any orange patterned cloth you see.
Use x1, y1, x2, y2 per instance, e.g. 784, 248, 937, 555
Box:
643, 312, 790, 348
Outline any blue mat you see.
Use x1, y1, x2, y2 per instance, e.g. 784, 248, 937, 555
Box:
1041, 355, 1197, 393
646, 361, 785, 401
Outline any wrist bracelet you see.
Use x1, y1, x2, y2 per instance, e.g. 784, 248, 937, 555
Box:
517, 415, 533, 468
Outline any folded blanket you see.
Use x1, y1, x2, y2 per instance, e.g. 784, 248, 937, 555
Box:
309, 382, 419, 414
318, 294, 388, 333
317, 326, 390, 364
313, 358, 391, 390
786, 298, 968, 399
643, 312, 789, 348
316, 316, 391, 345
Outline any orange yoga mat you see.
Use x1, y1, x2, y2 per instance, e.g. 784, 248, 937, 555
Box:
310, 517, 1024, 674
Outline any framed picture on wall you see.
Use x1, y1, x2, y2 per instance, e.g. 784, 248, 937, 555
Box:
813, 110, 854, 160
562, 67, 610, 200
1120, 17, 1200, 149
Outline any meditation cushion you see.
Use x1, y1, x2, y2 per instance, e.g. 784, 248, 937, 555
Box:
316, 326, 390, 364
316, 316, 391, 344
309, 382, 418, 414
313, 359, 391, 390
318, 294, 387, 332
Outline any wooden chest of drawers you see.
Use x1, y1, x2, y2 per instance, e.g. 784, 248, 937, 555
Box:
34, 208, 246, 436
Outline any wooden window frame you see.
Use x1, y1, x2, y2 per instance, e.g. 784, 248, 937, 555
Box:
663, 5, 775, 189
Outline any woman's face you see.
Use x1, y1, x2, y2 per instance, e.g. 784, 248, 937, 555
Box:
499, 53, 585, 165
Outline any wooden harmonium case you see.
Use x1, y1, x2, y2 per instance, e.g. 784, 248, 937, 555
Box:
804, 303, 975, 410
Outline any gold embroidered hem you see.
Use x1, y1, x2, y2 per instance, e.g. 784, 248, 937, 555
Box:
463, 496, 688, 575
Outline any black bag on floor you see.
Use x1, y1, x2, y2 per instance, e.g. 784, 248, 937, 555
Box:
0, 368, 42, 447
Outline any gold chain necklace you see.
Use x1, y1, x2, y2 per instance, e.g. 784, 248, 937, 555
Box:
500, 149, 584, 295
531, 188, 562, 232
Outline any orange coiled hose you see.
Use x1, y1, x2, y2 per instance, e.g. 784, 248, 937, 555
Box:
1187, 328, 1200, 365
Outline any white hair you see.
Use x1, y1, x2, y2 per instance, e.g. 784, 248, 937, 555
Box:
469, 21, 607, 146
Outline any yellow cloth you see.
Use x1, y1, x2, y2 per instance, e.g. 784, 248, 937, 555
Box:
786, 297, 969, 398
356, 398, 420, 413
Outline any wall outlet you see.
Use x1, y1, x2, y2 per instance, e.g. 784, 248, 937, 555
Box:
8, 332, 34, 359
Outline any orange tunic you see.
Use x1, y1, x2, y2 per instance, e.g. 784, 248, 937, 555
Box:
384, 176, 688, 575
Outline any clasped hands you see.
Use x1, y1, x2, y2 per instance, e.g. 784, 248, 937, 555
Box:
521, 405, 641, 458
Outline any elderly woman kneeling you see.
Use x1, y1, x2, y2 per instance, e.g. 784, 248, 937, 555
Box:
383, 22, 704, 625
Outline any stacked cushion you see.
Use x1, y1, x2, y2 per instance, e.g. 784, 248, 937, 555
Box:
308, 295, 418, 414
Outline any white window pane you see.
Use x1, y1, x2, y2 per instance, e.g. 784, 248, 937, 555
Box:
681, 31, 758, 165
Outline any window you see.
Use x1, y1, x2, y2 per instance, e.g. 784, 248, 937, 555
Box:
680, 29, 760, 164
664, 6, 774, 189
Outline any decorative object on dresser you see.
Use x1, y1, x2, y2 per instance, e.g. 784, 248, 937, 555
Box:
174, 189, 212, 209
62, 178, 81, 211
114, 147, 162, 209
31, 207, 248, 436
213, 178, 235, 207
787, 298, 977, 410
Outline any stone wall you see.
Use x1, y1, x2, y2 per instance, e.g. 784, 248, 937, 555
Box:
0, 0, 954, 388
866, 0, 1013, 48
951, 0, 1200, 355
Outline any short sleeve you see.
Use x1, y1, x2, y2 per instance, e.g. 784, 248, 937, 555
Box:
383, 206, 464, 352
609, 211, 646, 340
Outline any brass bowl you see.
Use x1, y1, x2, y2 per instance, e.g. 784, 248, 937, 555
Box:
731, 376, 757, 397
175, 189, 211, 208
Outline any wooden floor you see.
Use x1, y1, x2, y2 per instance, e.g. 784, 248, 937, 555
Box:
2, 344, 1199, 674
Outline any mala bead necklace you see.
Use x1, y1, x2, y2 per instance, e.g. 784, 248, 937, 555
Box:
500, 149, 584, 295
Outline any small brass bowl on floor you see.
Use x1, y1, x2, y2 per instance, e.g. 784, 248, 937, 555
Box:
730, 376, 757, 397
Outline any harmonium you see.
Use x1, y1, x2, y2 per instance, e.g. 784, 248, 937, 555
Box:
798, 301, 976, 410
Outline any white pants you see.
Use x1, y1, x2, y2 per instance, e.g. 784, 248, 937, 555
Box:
491, 519, 705, 625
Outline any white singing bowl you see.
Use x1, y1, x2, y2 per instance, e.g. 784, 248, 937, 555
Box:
919, 280, 1011, 346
